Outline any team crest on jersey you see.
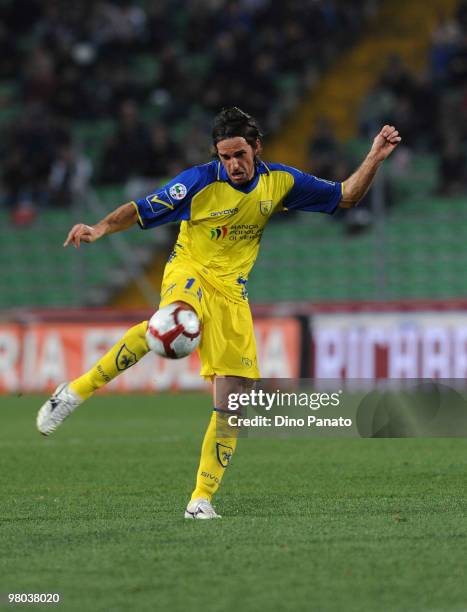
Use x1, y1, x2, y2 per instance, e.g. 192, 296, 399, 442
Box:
259, 200, 273, 216
146, 192, 174, 211
216, 443, 233, 468
116, 344, 137, 371
169, 183, 187, 200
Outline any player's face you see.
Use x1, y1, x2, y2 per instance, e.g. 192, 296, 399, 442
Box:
216, 137, 259, 185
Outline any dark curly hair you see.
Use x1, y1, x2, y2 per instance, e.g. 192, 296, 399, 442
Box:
212, 107, 263, 157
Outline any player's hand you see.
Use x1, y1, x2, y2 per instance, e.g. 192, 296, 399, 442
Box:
63, 224, 102, 248
370, 125, 402, 162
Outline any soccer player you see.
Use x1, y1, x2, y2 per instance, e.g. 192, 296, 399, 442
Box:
36, 107, 401, 519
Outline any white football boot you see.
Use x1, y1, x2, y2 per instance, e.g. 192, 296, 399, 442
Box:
36, 383, 83, 436
184, 498, 221, 519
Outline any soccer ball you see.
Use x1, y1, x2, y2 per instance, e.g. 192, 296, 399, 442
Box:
146, 304, 201, 359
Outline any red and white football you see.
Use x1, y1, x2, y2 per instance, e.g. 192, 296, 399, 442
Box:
146, 304, 201, 359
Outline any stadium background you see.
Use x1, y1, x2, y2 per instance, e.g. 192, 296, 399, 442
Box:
1, 0, 467, 390
2, 3, 467, 612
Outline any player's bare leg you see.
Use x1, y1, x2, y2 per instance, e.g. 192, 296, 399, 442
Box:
185, 375, 255, 519
36, 301, 196, 436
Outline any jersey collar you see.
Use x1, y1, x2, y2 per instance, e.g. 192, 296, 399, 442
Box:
217, 160, 269, 194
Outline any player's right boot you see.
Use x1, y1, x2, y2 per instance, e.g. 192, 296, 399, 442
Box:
36, 383, 83, 436
184, 498, 222, 519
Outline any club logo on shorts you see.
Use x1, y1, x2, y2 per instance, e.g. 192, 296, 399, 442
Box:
116, 344, 137, 371
216, 443, 233, 468
259, 200, 273, 216
242, 357, 253, 368
210, 226, 229, 240
169, 183, 187, 200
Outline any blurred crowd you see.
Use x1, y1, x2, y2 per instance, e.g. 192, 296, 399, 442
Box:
3, 0, 466, 226
360, 3, 467, 198
308, 0, 467, 206
0, 0, 378, 222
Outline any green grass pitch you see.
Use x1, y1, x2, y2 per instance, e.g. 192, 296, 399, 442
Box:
1, 393, 467, 611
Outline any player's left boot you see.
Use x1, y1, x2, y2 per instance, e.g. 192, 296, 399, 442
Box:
36, 383, 83, 436
184, 498, 221, 519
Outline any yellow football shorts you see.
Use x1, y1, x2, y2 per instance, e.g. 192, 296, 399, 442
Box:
159, 261, 260, 380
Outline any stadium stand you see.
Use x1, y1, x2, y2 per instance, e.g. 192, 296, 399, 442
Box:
0, 0, 466, 308
251, 188, 467, 302
0, 196, 164, 308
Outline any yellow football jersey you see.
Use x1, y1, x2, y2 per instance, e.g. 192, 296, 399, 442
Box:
133, 160, 342, 303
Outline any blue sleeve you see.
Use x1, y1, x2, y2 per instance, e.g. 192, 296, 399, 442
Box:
281, 166, 342, 215
134, 167, 203, 229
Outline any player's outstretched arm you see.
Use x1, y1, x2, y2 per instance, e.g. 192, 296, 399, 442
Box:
340, 125, 401, 208
63, 202, 138, 248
